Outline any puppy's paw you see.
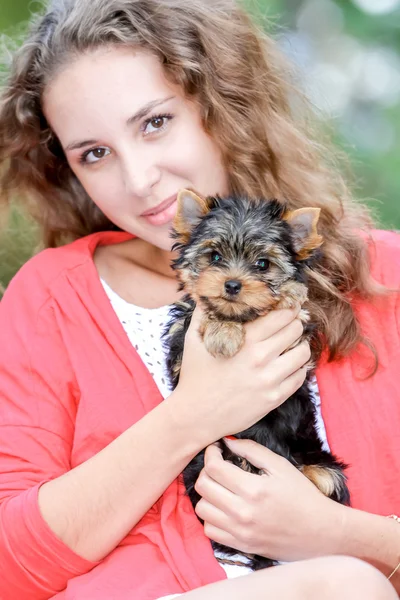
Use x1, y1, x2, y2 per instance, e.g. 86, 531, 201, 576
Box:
201, 319, 245, 358
298, 308, 310, 323
276, 282, 308, 315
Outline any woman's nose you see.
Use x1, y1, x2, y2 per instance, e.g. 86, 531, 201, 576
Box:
122, 150, 161, 197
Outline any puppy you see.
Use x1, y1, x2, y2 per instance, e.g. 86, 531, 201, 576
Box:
164, 189, 349, 570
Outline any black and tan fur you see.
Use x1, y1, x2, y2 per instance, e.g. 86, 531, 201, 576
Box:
163, 189, 350, 571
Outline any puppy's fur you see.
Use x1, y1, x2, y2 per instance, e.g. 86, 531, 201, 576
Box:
164, 190, 350, 571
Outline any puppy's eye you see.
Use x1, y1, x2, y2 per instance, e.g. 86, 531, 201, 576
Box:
255, 258, 269, 272
210, 251, 222, 264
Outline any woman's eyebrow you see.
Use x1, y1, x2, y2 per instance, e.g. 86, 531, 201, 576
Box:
65, 138, 99, 152
125, 95, 175, 126
65, 95, 176, 152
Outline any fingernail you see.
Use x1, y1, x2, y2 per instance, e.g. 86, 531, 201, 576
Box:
224, 436, 237, 441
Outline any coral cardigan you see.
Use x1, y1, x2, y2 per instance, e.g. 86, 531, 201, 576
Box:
0, 229, 399, 600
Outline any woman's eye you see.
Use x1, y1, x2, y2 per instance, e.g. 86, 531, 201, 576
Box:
81, 147, 111, 164
255, 258, 269, 272
211, 251, 222, 264
143, 114, 173, 136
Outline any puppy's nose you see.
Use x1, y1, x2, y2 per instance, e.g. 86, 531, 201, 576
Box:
225, 280, 242, 295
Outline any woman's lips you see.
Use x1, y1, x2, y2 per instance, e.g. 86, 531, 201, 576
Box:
141, 195, 178, 226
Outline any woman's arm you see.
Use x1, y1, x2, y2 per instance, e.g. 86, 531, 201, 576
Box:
337, 507, 400, 592
193, 440, 400, 594
38, 394, 201, 561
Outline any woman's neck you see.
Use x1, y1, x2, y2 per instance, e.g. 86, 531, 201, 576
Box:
94, 237, 182, 309
127, 238, 177, 279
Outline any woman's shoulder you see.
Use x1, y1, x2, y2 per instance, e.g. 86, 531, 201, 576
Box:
5, 233, 96, 302
2, 230, 131, 310
368, 228, 400, 247
367, 228, 400, 286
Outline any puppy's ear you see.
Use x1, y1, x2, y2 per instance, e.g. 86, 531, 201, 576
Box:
284, 207, 323, 259
173, 189, 211, 242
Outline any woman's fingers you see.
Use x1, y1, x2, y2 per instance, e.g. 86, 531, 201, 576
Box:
271, 340, 311, 377
276, 364, 309, 404
254, 319, 305, 363
201, 521, 240, 549
195, 466, 239, 506
246, 307, 301, 344
195, 497, 232, 531
200, 444, 262, 497
222, 438, 287, 474
258, 350, 308, 411
199, 445, 247, 497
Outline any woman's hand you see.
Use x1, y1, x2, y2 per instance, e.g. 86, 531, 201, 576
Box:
194, 438, 347, 562
168, 306, 311, 447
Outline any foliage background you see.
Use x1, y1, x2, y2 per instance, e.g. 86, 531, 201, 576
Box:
1, 0, 399, 288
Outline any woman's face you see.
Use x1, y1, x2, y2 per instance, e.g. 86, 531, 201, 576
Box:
43, 46, 229, 251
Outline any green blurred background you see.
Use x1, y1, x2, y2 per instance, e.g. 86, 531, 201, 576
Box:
1, 0, 400, 289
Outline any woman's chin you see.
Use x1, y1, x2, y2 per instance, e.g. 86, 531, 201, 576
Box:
141, 230, 175, 253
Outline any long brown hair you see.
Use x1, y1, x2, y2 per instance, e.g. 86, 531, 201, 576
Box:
0, 0, 385, 364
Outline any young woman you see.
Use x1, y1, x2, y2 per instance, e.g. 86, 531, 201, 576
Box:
0, 1, 399, 599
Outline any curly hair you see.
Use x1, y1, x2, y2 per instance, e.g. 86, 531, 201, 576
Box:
0, 0, 385, 365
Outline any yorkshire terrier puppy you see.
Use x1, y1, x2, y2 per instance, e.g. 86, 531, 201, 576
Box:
164, 189, 350, 571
